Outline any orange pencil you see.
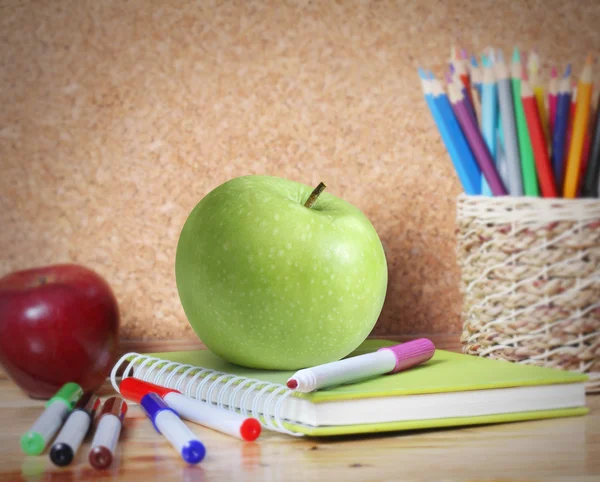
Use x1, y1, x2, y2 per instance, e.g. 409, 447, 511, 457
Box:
521, 77, 558, 197
563, 55, 594, 198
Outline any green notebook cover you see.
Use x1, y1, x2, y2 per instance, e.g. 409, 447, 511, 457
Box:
145, 339, 588, 436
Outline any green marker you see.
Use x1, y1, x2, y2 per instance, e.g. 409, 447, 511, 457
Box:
20, 382, 83, 455
511, 47, 539, 196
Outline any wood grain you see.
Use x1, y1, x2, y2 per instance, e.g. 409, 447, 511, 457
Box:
0, 379, 598, 481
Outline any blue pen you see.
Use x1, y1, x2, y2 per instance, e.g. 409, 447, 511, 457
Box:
140, 393, 205, 464
551, 75, 572, 188
419, 69, 481, 195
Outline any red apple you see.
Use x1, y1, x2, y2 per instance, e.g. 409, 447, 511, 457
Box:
0, 264, 119, 399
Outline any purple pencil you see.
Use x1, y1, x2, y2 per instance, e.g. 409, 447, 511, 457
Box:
447, 71, 477, 123
448, 80, 507, 196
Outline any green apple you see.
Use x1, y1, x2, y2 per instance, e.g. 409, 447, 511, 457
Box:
175, 175, 387, 369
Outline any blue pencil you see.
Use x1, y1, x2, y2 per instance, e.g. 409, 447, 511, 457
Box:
419, 69, 481, 195
471, 55, 483, 101
485, 49, 508, 185
480, 55, 498, 196
551, 75, 572, 188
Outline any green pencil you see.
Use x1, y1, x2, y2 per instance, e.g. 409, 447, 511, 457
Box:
511, 48, 539, 196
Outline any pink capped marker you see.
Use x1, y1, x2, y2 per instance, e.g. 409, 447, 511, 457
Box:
286, 339, 435, 393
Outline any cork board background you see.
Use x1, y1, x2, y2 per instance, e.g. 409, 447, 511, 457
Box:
1, 0, 599, 340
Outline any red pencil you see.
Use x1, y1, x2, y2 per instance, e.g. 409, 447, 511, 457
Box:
521, 77, 558, 197
452, 46, 474, 108
548, 67, 558, 139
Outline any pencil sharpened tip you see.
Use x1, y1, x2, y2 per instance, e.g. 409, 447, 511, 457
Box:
564, 64, 572, 77
451, 45, 458, 60
512, 47, 520, 63
551, 67, 557, 78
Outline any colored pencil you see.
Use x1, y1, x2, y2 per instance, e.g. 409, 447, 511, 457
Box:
567, 85, 577, 149
579, 90, 598, 193
496, 115, 508, 186
563, 56, 594, 198
496, 134, 508, 184
528, 51, 549, 146
480, 55, 498, 196
494, 50, 523, 195
453, 46, 474, 108
420, 70, 481, 195
580, 117, 593, 195
450, 51, 478, 122
448, 79, 507, 196
551, 75, 572, 188
521, 78, 558, 197
548, 67, 558, 139
582, 90, 600, 197
460, 48, 473, 99
511, 48, 539, 196
470, 55, 483, 101
485, 48, 507, 179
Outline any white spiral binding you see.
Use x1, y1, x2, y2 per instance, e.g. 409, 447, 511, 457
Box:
110, 352, 303, 436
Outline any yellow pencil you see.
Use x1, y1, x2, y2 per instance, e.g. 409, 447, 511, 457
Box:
563, 55, 594, 198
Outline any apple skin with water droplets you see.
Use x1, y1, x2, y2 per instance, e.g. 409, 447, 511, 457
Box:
175, 175, 388, 370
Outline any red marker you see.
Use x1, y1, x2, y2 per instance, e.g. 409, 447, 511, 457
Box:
120, 378, 261, 441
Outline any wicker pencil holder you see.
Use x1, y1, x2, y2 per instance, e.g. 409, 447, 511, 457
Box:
456, 194, 600, 393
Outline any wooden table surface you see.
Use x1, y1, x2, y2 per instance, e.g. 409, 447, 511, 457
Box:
0, 378, 598, 481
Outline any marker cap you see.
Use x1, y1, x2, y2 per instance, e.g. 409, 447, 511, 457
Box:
99, 397, 128, 423
120, 377, 180, 403
46, 382, 84, 409
240, 418, 262, 442
140, 392, 178, 433
74, 393, 101, 417
182, 440, 206, 464
21, 432, 45, 455
378, 338, 436, 373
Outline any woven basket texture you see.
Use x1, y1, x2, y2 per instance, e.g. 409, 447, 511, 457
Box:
456, 194, 600, 392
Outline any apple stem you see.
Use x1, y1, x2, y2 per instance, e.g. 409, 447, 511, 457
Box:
304, 182, 327, 209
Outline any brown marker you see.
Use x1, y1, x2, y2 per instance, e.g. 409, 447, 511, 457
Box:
88, 397, 127, 470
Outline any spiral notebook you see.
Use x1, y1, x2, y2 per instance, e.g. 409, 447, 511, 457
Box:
111, 339, 588, 437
